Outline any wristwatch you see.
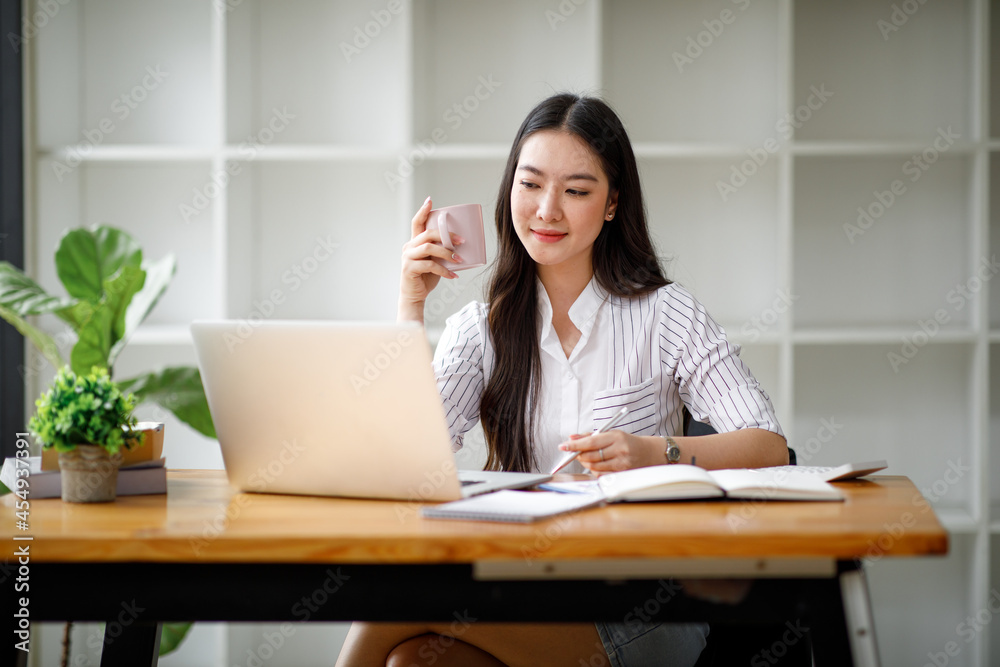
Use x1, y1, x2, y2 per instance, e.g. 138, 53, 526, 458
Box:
663, 435, 681, 464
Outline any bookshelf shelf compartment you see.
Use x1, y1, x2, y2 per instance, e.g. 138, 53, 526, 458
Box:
413, 0, 598, 146
640, 157, 780, 328
867, 534, 975, 666
231, 163, 402, 322
793, 155, 973, 330
793, 344, 975, 514
793, 329, 977, 346
226, 0, 408, 147
34, 161, 220, 325
793, 0, 973, 142
602, 0, 781, 144
35, 0, 216, 149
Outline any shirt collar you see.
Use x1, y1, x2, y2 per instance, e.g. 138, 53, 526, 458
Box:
536, 276, 608, 340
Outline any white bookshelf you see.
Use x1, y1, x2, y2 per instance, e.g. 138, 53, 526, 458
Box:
22, 0, 999, 664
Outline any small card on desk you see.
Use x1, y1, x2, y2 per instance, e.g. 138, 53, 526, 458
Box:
421, 489, 604, 523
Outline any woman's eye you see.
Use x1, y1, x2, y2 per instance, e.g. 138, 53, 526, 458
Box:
567, 189, 588, 197
519, 180, 538, 189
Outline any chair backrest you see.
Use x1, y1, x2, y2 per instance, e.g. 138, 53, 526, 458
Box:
681, 407, 796, 464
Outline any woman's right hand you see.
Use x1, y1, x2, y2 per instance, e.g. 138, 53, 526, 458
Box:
398, 196, 464, 323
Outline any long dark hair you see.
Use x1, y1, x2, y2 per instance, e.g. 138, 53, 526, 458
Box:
479, 93, 669, 472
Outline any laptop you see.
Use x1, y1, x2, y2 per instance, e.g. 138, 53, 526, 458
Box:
190, 321, 550, 501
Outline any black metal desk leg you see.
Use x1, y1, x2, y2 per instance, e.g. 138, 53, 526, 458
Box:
100, 622, 161, 667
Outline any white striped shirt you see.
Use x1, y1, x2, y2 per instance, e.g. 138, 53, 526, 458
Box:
432, 279, 784, 473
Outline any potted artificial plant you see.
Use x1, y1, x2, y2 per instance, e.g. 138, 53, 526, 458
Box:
29, 366, 142, 502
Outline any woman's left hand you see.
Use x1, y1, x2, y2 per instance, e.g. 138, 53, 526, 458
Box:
558, 431, 660, 475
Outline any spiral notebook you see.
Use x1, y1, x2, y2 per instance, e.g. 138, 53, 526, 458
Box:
420, 489, 605, 523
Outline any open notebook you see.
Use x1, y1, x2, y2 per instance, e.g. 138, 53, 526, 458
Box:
421, 464, 844, 523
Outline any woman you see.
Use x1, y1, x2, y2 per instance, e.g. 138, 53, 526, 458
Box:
336, 94, 787, 667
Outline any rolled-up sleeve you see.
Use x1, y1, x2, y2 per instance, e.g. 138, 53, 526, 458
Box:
661, 285, 784, 438
432, 302, 487, 451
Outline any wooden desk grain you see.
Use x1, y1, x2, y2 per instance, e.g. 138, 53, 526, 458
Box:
1, 471, 947, 563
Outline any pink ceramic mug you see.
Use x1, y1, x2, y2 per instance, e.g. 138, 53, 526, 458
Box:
426, 203, 487, 272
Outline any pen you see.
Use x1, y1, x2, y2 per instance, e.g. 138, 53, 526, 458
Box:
549, 406, 630, 475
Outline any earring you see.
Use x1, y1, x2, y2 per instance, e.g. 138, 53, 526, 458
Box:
606, 212, 614, 220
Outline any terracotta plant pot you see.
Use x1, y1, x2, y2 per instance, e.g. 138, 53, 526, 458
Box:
57, 445, 124, 503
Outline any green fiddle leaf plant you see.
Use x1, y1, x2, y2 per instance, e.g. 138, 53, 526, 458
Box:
0, 224, 216, 439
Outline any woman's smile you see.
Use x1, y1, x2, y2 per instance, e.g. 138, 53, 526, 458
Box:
531, 229, 568, 243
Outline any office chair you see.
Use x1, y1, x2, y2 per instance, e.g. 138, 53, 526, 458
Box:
682, 409, 811, 667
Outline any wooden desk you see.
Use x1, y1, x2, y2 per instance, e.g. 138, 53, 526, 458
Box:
3, 471, 947, 667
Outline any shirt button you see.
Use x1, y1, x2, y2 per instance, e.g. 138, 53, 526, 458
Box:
565, 372, 574, 381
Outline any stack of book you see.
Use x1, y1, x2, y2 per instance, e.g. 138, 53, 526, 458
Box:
2, 422, 169, 499
1, 456, 167, 499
